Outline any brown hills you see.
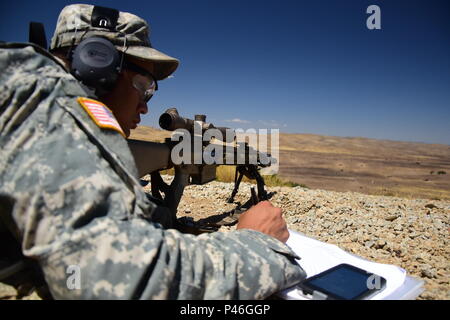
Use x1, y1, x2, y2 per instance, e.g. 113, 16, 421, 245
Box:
130, 126, 450, 200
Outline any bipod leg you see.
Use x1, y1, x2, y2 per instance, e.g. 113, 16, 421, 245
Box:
150, 172, 169, 201
248, 166, 268, 201
227, 168, 244, 203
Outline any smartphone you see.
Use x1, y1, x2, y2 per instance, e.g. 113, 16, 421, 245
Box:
297, 264, 387, 300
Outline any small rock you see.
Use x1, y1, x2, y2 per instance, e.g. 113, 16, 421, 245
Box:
375, 240, 386, 249
365, 241, 375, 248
392, 246, 405, 257
425, 203, 437, 209
420, 265, 436, 279
291, 217, 301, 224
385, 215, 399, 222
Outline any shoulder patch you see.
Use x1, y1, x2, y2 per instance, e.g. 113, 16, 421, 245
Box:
77, 97, 125, 137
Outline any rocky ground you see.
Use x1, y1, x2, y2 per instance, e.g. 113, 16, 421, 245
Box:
2, 177, 448, 300
159, 177, 449, 300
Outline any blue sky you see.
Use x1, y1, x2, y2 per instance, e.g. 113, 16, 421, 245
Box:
1, 0, 449, 145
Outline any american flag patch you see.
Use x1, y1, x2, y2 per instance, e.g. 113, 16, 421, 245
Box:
77, 97, 125, 137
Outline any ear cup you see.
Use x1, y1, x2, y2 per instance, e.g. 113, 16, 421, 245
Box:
71, 37, 120, 91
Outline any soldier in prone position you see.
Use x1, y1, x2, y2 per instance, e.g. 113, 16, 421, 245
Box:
0, 4, 305, 299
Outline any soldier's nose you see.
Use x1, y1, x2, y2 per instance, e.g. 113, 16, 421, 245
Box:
138, 101, 148, 115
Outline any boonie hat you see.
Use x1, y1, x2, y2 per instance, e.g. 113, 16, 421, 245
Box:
50, 4, 179, 80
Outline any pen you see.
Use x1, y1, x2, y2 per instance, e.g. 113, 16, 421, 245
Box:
250, 187, 259, 206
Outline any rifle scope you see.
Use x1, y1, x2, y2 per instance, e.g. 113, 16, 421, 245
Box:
159, 108, 235, 142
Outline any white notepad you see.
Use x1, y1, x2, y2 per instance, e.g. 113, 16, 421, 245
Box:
279, 230, 424, 300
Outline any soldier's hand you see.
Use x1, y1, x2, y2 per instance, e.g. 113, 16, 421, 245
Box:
236, 201, 289, 243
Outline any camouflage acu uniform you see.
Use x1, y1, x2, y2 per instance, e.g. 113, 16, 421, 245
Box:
0, 5, 306, 300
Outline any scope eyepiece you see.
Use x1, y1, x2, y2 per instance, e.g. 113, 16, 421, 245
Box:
159, 112, 174, 131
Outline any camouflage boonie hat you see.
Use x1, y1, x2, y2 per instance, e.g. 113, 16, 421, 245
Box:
50, 4, 179, 80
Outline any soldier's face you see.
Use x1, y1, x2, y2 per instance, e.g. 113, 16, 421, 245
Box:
100, 69, 149, 137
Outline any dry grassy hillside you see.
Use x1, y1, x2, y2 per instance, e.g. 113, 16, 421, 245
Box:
128, 125, 172, 142
278, 133, 450, 200
130, 126, 450, 200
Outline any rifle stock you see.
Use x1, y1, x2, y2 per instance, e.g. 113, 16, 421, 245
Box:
128, 139, 171, 177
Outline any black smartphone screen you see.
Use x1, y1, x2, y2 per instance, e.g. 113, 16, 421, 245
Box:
298, 264, 386, 300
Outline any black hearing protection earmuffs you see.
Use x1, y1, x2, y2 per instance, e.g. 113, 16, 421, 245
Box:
69, 6, 123, 95
71, 36, 121, 92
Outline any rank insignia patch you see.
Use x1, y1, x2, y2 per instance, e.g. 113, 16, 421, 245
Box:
77, 97, 125, 137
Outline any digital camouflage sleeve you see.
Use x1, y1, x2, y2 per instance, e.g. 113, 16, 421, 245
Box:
0, 43, 306, 299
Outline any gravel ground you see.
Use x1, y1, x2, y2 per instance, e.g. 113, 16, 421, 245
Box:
159, 176, 450, 300
2, 177, 448, 300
